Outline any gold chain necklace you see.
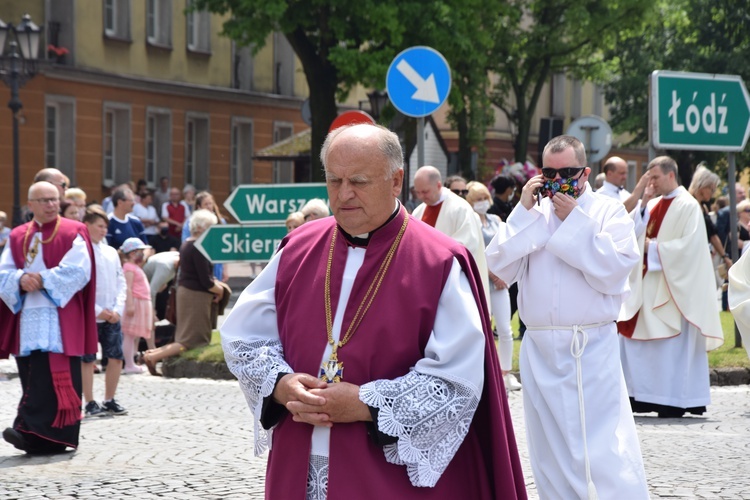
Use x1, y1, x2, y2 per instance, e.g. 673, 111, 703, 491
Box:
320, 215, 409, 383
23, 216, 61, 267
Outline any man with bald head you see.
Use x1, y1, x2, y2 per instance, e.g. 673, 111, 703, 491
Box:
598, 156, 630, 201
412, 166, 489, 301
0, 182, 96, 454
220, 124, 525, 499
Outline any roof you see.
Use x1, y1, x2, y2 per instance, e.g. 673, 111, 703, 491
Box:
254, 128, 311, 160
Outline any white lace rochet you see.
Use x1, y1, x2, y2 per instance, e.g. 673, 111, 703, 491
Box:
223, 338, 293, 456
360, 369, 480, 488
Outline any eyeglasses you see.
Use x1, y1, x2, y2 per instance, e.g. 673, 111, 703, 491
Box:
52, 181, 68, 189
30, 197, 60, 205
744, 209, 750, 213
451, 189, 469, 196
541, 167, 585, 179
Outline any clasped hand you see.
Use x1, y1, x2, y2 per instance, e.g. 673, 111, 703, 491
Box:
274, 373, 371, 428
20, 272, 43, 293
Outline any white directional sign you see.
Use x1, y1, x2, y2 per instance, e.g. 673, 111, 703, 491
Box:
386, 46, 451, 118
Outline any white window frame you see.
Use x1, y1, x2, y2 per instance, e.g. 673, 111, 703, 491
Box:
273, 122, 294, 184
102, 102, 132, 188
147, 0, 172, 48
185, 112, 210, 190
45, 95, 77, 183
145, 107, 172, 188
103, 0, 131, 40
230, 117, 254, 189
186, 2, 211, 53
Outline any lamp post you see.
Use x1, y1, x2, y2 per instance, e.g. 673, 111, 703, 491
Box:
0, 14, 42, 227
366, 90, 389, 122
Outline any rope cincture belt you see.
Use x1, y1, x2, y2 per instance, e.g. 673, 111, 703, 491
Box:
525, 320, 613, 500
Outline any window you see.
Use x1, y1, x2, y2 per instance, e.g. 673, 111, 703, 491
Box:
231, 118, 253, 189
146, 0, 172, 47
273, 123, 294, 183
145, 108, 172, 188
273, 32, 294, 96
102, 102, 131, 187
233, 42, 254, 91
45, 96, 76, 182
186, 1, 211, 53
103, 0, 131, 40
185, 113, 210, 190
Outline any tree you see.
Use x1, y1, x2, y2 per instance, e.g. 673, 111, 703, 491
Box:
604, 0, 750, 178
195, 0, 506, 182
488, 0, 655, 163
195, 0, 410, 180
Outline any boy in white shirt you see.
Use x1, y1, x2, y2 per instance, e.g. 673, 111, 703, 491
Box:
81, 206, 128, 417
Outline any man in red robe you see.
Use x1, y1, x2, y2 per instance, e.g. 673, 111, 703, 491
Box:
0, 181, 96, 454
221, 124, 526, 499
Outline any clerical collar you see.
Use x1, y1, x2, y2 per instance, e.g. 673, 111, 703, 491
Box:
339, 201, 401, 248
33, 217, 59, 230
663, 186, 682, 199
603, 180, 623, 192
428, 188, 447, 207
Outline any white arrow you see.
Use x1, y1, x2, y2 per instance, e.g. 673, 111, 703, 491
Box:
396, 59, 440, 104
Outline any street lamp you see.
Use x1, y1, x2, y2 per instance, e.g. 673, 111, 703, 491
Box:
0, 14, 42, 227
366, 90, 389, 121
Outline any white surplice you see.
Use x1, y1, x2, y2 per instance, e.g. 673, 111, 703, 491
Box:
220, 247, 486, 499
619, 187, 721, 410
0, 230, 91, 356
485, 184, 649, 500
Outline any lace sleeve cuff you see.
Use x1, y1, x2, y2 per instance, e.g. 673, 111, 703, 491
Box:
0, 269, 24, 313
41, 266, 88, 308
223, 338, 294, 456
359, 370, 480, 488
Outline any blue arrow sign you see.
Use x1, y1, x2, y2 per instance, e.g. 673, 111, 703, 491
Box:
386, 46, 451, 118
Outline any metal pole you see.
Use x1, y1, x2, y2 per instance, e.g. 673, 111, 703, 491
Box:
7, 43, 23, 227
728, 152, 742, 349
417, 116, 425, 168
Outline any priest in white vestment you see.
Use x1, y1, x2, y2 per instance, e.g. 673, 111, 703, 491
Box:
486, 135, 649, 499
412, 166, 490, 304
618, 156, 723, 419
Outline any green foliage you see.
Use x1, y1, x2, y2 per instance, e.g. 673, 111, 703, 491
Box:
194, 0, 505, 180
488, 0, 655, 162
604, 0, 750, 167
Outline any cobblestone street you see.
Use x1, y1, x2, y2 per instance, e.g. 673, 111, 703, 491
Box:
1, 367, 750, 499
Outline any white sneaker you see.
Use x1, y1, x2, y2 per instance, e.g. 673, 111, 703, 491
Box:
504, 373, 522, 392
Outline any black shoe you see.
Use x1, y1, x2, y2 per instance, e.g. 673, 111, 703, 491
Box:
84, 401, 110, 418
2, 427, 28, 452
102, 399, 128, 416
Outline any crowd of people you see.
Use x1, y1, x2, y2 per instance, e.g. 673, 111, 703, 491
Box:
0, 168, 234, 454
2, 124, 747, 499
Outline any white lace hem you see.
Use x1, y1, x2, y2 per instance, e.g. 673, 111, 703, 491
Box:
223, 338, 293, 456
359, 370, 481, 488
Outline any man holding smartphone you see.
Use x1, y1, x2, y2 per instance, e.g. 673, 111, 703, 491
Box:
486, 135, 649, 499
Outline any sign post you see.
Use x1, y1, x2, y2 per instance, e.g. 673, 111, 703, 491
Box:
194, 225, 289, 263
223, 183, 328, 225
651, 70, 750, 151
386, 46, 452, 168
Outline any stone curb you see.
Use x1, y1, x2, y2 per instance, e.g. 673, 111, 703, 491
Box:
158, 359, 750, 386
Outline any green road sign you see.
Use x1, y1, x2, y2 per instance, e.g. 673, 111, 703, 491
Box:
224, 183, 329, 224
651, 70, 750, 151
194, 225, 289, 262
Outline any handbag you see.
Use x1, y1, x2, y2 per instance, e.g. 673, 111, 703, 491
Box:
165, 285, 177, 325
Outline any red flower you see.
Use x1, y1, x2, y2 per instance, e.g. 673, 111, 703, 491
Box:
47, 44, 69, 56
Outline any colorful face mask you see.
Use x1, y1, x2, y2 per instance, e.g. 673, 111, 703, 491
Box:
540, 176, 583, 199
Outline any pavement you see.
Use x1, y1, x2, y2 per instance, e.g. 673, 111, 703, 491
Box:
2, 261, 750, 497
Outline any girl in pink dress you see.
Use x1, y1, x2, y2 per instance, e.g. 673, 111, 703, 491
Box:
119, 238, 153, 374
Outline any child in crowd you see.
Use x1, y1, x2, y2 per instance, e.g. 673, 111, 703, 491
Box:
119, 238, 154, 374
81, 205, 128, 416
